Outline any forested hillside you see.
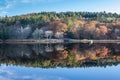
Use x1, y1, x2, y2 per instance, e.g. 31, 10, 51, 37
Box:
0, 11, 120, 40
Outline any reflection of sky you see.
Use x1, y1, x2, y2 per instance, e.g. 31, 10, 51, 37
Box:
0, 64, 120, 80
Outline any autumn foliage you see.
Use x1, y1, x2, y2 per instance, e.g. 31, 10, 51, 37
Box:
0, 12, 120, 39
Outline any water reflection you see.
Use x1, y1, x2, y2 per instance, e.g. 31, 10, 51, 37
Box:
0, 43, 120, 68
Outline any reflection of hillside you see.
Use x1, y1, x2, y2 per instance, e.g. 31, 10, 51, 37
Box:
69, 44, 110, 61
0, 44, 32, 58
0, 43, 120, 68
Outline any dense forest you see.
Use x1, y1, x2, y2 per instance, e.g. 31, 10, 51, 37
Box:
0, 11, 120, 40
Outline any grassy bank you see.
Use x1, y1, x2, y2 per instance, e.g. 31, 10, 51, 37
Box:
70, 39, 120, 43
0, 39, 120, 44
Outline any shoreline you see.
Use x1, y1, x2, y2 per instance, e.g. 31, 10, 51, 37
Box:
0, 39, 120, 44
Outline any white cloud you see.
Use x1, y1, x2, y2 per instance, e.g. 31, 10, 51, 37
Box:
19, 75, 68, 80
6, 4, 12, 9
0, 76, 13, 80
0, 0, 59, 16
20, 0, 59, 3
0, 0, 14, 10
0, 65, 68, 80
0, 65, 13, 75
0, 0, 58, 9
0, 0, 16, 16
0, 11, 8, 16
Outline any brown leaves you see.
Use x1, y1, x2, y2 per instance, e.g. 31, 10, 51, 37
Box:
85, 21, 98, 27
48, 20, 67, 34
95, 25, 108, 35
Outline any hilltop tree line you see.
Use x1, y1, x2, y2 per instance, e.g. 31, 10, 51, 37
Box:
0, 11, 120, 40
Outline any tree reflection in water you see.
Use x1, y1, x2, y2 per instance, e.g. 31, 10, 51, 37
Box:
0, 43, 120, 68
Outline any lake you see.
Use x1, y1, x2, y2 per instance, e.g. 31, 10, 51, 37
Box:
0, 43, 120, 80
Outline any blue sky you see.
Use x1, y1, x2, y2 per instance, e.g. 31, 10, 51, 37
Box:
1, 64, 120, 80
0, 0, 120, 17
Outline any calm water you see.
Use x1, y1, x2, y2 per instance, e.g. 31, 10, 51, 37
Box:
0, 43, 120, 80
